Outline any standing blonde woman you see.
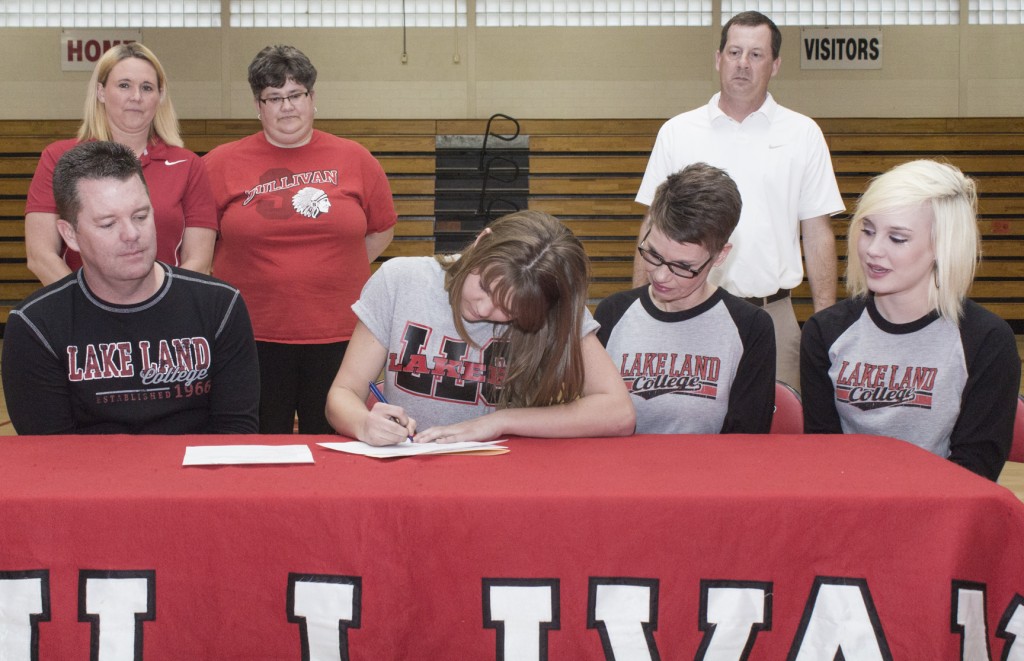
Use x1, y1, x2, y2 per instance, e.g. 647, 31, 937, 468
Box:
25, 43, 217, 284
326, 211, 635, 446
800, 160, 1021, 480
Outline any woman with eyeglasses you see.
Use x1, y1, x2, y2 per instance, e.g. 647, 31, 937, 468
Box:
25, 43, 217, 285
800, 160, 1020, 481
595, 163, 776, 434
203, 44, 397, 434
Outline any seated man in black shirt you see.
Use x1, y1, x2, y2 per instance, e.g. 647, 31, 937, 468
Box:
2, 141, 259, 434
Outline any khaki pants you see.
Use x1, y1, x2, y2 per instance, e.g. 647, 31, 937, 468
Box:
764, 296, 802, 394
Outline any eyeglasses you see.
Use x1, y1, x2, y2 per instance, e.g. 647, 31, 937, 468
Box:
637, 229, 714, 279
258, 91, 311, 107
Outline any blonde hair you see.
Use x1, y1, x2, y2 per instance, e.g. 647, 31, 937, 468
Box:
78, 43, 183, 148
441, 211, 590, 409
846, 159, 980, 323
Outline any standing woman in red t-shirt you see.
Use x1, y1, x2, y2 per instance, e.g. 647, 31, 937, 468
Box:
203, 45, 397, 434
25, 43, 217, 285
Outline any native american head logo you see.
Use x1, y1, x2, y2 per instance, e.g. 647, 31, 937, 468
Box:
292, 187, 331, 218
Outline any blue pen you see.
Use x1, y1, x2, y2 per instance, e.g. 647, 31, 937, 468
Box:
368, 381, 415, 443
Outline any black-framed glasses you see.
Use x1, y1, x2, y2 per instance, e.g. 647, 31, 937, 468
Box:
258, 91, 311, 107
637, 229, 714, 279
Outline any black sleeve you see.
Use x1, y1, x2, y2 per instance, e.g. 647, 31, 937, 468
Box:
205, 292, 260, 434
722, 305, 776, 433
1, 312, 78, 434
593, 288, 640, 347
799, 312, 844, 434
593, 300, 612, 346
947, 305, 1022, 481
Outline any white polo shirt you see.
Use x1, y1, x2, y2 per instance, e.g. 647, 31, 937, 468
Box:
636, 93, 844, 298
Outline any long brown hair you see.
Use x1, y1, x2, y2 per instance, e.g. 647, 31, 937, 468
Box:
442, 211, 590, 409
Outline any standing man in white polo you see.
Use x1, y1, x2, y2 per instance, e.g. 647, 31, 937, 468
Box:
633, 11, 843, 391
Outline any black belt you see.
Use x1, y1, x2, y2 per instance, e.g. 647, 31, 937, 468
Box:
743, 289, 790, 307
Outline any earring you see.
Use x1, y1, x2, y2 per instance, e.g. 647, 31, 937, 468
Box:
933, 263, 940, 289
257, 113, 261, 120
314, 107, 318, 114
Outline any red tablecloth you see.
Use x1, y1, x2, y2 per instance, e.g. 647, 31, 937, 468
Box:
1, 434, 1022, 660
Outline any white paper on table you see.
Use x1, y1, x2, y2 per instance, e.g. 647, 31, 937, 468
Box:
318, 440, 508, 458
183, 444, 315, 466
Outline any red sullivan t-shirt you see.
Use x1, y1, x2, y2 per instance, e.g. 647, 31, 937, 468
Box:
25, 137, 218, 270
203, 130, 397, 344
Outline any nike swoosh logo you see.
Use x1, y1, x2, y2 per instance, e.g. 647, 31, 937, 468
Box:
768, 144, 786, 149
164, 159, 187, 166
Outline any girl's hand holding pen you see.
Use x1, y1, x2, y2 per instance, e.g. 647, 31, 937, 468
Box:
362, 402, 417, 446
362, 382, 416, 446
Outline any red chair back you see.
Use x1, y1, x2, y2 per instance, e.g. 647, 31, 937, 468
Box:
770, 381, 804, 434
1010, 395, 1024, 463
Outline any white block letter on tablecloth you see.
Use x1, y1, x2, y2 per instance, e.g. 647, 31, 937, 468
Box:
953, 581, 991, 661
696, 580, 772, 661
789, 577, 892, 661
79, 570, 156, 661
483, 579, 560, 661
0, 571, 50, 661
587, 578, 660, 661
287, 573, 362, 661
997, 594, 1024, 661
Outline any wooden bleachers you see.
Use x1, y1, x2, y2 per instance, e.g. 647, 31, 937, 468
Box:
437, 118, 658, 307
0, 120, 81, 308
485, 117, 1024, 328
0, 119, 439, 324
1, 118, 1022, 331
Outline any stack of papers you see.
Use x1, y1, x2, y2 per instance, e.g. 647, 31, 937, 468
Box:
183, 445, 315, 466
319, 440, 508, 458
182, 441, 508, 466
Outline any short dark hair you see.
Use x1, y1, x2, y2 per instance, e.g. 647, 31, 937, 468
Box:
720, 11, 782, 60
247, 45, 317, 97
648, 162, 742, 255
53, 141, 146, 227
